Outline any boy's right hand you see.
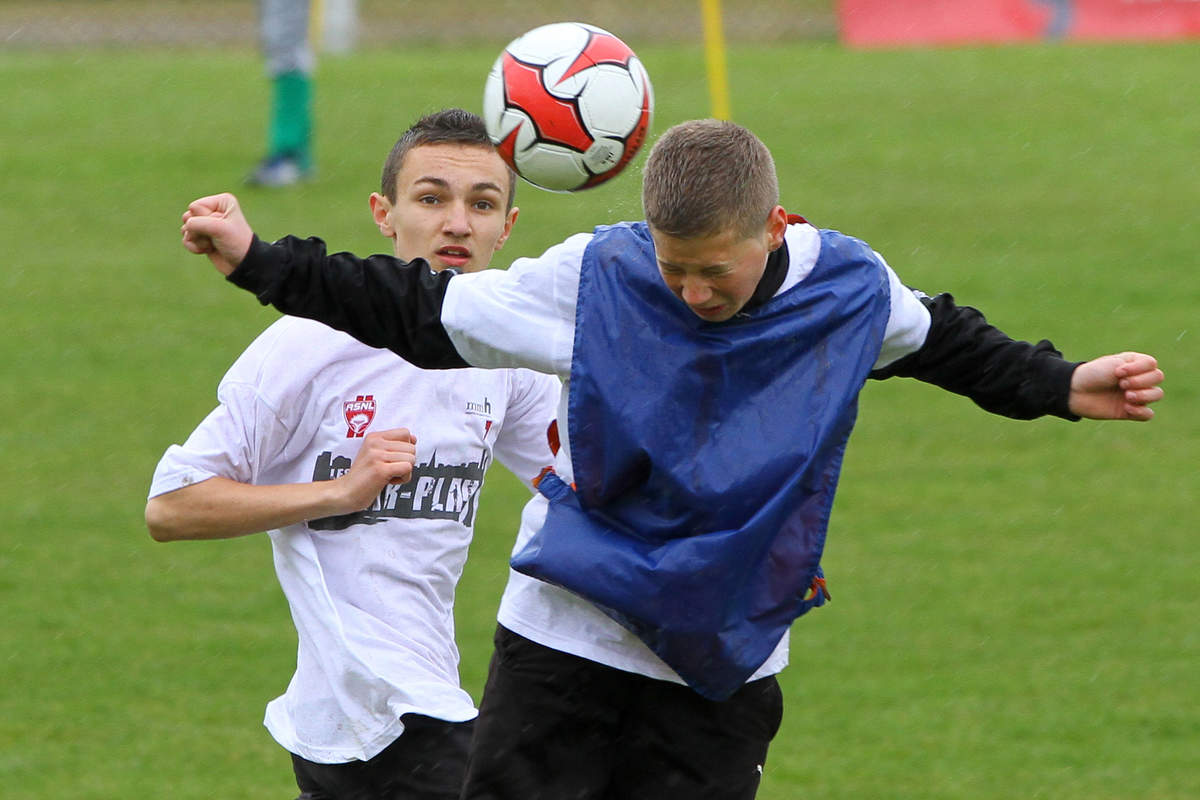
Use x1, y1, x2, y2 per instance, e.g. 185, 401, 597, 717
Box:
181, 193, 254, 276
338, 428, 419, 513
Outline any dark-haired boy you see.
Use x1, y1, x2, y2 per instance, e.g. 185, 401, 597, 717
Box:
149, 110, 559, 799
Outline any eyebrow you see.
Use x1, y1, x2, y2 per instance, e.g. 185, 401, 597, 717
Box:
413, 176, 504, 195
657, 258, 729, 271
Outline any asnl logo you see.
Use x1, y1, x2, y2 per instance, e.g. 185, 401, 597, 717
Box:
344, 395, 376, 438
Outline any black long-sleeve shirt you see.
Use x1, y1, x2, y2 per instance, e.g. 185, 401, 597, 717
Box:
230, 229, 1079, 421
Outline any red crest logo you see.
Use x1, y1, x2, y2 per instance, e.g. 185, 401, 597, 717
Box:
343, 395, 376, 438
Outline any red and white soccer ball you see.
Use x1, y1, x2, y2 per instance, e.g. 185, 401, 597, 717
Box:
482, 22, 654, 192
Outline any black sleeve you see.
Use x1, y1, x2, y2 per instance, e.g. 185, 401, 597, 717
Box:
869, 292, 1082, 420
227, 234, 470, 369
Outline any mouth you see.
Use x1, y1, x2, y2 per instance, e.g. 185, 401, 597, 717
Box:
435, 246, 472, 268
691, 304, 727, 319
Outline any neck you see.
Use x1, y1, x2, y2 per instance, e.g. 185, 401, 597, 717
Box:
740, 240, 789, 315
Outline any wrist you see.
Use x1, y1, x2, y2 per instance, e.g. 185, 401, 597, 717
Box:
315, 476, 359, 519
1053, 358, 1085, 421
226, 235, 273, 292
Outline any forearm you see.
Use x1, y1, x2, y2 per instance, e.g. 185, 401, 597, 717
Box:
871, 292, 1081, 420
228, 235, 469, 368
145, 476, 352, 541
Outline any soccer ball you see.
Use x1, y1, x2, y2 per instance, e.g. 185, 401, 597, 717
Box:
482, 22, 654, 192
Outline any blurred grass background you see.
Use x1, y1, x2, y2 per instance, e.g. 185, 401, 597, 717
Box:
1, 3, 1197, 798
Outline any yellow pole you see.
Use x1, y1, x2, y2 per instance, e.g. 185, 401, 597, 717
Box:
700, 0, 732, 120
309, 0, 324, 51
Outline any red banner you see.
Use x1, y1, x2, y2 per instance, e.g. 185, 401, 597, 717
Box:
839, 0, 1200, 48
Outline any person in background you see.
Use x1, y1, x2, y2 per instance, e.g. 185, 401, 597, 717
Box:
247, 0, 315, 186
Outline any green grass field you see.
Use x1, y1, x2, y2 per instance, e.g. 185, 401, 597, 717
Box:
1, 35, 1196, 799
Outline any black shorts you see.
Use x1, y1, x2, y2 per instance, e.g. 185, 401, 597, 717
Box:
290, 714, 474, 800
463, 625, 784, 800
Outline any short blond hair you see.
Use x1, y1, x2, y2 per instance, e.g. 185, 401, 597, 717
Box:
641, 119, 779, 240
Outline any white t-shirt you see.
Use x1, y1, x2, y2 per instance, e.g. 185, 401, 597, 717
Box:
148, 316, 559, 763
439, 222, 932, 685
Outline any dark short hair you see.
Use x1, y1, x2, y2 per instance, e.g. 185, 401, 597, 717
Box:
380, 108, 517, 209
642, 119, 779, 240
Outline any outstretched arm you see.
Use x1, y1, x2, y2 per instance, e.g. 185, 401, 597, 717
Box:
1068, 352, 1163, 421
179, 192, 469, 369
871, 293, 1080, 419
873, 293, 1164, 422
146, 427, 417, 541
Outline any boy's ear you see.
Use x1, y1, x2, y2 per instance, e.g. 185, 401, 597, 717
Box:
369, 193, 395, 237
493, 207, 520, 251
766, 205, 788, 251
